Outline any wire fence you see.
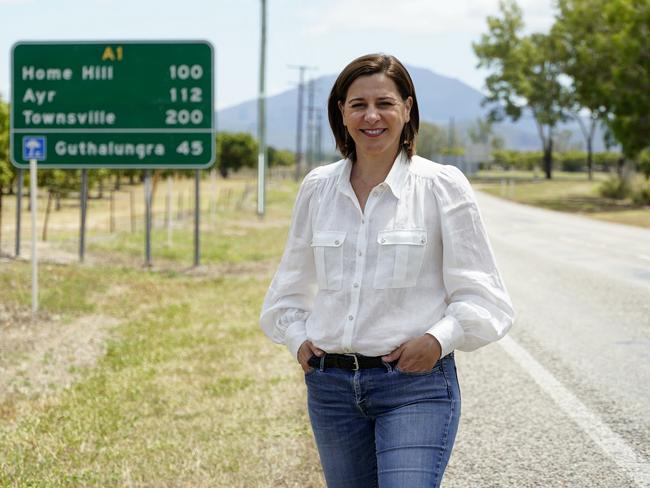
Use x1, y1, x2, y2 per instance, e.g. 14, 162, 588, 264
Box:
0, 170, 266, 261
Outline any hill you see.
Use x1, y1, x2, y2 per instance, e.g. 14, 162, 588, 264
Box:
216, 64, 607, 154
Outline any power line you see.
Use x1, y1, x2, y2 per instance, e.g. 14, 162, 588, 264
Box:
307, 78, 315, 170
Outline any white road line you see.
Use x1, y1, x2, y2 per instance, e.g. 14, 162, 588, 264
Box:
499, 335, 650, 488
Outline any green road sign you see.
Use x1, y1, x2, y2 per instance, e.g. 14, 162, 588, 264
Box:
11, 40, 215, 168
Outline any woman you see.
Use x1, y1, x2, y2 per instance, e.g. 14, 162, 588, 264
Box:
260, 53, 514, 488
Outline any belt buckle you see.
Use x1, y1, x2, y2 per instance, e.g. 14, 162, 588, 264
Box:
344, 353, 360, 371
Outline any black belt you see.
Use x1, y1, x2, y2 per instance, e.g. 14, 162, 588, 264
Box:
308, 353, 390, 371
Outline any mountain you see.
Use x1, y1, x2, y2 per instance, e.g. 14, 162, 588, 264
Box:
216, 64, 607, 154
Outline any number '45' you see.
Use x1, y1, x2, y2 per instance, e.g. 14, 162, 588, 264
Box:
176, 141, 203, 156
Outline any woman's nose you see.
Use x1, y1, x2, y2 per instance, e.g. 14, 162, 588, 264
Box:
364, 106, 380, 123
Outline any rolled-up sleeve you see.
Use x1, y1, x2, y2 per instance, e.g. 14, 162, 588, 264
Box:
426, 165, 515, 357
260, 173, 318, 359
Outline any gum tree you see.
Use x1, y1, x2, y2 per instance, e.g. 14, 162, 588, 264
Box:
473, 0, 570, 179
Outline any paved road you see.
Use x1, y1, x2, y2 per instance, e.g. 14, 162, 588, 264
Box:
445, 191, 650, 488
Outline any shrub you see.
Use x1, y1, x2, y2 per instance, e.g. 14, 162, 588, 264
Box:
599, 177, 630, 200
492, 150, 541, 171
558, 152, 585, 172
631, 187, 650, 205
638, 150, 650, 180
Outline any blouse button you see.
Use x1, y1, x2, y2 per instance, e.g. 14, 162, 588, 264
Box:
334, 240, 340, 245
421, 238, 426, 244
380, 238, 386, 243
348, 315, 354, 321
353, 283, 359, 288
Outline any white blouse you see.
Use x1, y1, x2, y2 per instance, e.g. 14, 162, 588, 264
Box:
260, 151, 514, 360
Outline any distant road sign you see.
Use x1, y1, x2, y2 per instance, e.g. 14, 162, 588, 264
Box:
22, 136, 46, 160
10, 40, 214, 168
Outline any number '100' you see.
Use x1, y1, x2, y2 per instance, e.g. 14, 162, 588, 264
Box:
169, 64, 203, 80
165, 109, 203, 125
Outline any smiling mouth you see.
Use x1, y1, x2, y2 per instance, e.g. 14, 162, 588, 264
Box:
360, 128, 386, 137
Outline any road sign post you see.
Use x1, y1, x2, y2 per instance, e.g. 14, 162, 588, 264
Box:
15, 169, 23, 257
194, 169, 200, 266
29, 158, 38, 316
80, 169, 88, 262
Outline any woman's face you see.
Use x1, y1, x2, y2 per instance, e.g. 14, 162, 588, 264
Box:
339, 73, 412, 163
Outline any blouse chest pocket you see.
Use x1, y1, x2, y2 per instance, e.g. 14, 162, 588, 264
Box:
373, 229, 427, 289
311, 231, 346, 291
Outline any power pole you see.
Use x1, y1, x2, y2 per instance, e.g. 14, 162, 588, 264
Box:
257, 0, 267, 217
288, 65, 316, 181
448, 117, 456, 152
316, 111, 323, 165
306, 78, 316, 170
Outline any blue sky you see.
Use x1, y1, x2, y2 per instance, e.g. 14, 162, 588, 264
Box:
1, 0, 554, 110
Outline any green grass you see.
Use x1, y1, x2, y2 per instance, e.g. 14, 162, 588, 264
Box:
473, 170, 650, 228
474, 169, 609, 182
0, 272, 322, 486
87, 224, 289, 264
0, 262, 118, 317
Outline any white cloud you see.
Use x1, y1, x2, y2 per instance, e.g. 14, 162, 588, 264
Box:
304, 0, 555, 37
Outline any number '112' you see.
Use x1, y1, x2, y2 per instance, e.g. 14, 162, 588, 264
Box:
169, 87, 202, 103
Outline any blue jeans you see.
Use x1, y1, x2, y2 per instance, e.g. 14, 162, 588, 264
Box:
304, 353, 460, 488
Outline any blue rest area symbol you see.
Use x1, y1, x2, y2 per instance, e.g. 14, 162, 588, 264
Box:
23, 136, 46, 161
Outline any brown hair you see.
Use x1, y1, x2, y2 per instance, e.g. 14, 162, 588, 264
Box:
327, 53, 419, 162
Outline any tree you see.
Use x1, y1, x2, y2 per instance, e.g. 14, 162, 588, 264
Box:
216, 132, 258, 178
554, 0, 618, 180
416, 121, 447, 159
0, 96, 12, 190
601, 0, 650, 162
0, 95, 14, 249
554, 129, 582, 153
473, 0, 570, 179
268, 146, 294, 167
467, 117, 503, 163
555, 0, 650, 178
467, 117, 494, 147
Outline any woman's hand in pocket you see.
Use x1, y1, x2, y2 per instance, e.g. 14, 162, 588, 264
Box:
382, 334, 442, 373
297, 340, 325, 373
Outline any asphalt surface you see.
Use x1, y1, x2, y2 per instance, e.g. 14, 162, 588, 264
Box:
444, 191, 650, 488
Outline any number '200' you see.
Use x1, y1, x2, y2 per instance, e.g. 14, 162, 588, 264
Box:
165, 109, 203, 125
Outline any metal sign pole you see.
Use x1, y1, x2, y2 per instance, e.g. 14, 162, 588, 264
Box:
79, 169, 88, 262
29, 159, 38, 316
144, 170, 152, 267
194, 169, 200, 267
15, 169, 23, 257
166, 175, 173, 247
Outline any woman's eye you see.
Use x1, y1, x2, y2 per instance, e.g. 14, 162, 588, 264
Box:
351, 104, 364, 108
